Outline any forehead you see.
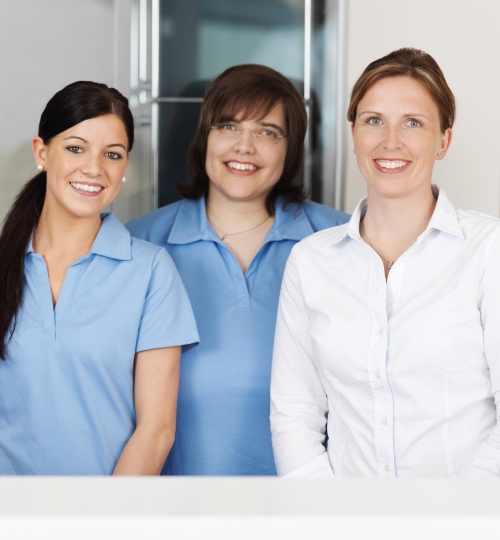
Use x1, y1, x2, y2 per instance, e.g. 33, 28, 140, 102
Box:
56, 114, 128, 142
232, 102, 286, 126
359, 76, 438, 116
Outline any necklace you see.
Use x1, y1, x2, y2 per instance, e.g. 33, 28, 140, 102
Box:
363, 230, 416, 269
208, 215, 271, 242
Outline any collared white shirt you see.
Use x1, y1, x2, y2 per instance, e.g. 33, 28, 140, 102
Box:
271, 187, 500, 478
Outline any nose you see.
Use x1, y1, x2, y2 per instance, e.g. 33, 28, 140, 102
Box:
232, 128, 256, 154
81, 152, 103, 178
383, 125, 402, 151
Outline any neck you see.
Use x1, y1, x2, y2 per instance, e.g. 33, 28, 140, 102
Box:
205, 190, 270, 232
362, 185, 436, 240
33, 203, 102, 258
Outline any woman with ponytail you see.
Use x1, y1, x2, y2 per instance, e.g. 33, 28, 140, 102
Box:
0, 81, 198, 475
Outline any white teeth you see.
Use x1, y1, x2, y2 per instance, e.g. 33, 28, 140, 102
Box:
226, 161, 258, 171
376, 160, 409, 169
70, 182, 103, 193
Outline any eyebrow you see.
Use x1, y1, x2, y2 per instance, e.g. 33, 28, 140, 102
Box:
357, 110, 433, 121
63, 136, 127, 150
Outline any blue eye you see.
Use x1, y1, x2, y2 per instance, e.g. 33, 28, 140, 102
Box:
220, 123, 237, 131
367, 117, 382, 126
258, 129, 279, 139
407, 119, 422, 128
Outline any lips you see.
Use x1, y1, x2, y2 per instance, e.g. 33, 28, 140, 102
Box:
225, 161, 259, 172
374, 159, 411, 174
70, 182, 104, 195
375, 160, 409, 169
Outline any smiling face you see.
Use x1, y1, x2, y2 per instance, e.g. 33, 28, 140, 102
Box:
205, 103, 287, 205
33, 114, 129, 220
352, 76, 452, 200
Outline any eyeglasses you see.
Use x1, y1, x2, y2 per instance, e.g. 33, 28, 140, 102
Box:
210, 123, 287, 145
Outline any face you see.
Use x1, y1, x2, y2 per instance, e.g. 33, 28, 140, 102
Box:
32, 114, 129, 220
352, 76, 452, 200
205, 103, 287, 205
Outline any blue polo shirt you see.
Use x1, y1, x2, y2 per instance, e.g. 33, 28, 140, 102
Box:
127, 197, 349, 475
0, 213, 199, 475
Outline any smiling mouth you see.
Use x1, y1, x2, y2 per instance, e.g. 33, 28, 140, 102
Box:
375, 160, 410, 170
70, 182, 104, 193
226, 161, 259, 171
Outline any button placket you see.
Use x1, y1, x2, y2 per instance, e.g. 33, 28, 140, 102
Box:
367, 262, 395, 477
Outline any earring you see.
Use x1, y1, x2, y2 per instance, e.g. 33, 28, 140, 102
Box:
437, 152, 443, 157
122, 176, 126, 183
36, 164, 44, 171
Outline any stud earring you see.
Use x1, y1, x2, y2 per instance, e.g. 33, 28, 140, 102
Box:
122, 176, 126, 183
36, 164, 44, 171
437, 152, 443, 157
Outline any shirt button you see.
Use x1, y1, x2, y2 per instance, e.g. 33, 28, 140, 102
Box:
390, 291, 398, 298
378, 328, 384, 335
381, 418, 388, 425
384, 464, 390, 472
375, 372, 381, 379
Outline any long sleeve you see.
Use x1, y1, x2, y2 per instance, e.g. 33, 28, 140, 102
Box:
467, 227, 500, 477
270, 248, 334, 477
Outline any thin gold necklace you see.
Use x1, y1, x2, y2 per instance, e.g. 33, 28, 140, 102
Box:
208, 215, 271, 242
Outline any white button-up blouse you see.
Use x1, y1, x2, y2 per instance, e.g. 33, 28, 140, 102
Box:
271, 187, 500, 477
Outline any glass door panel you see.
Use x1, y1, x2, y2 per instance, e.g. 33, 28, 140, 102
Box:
159, 0, 305, 98
158, 102, 204, 207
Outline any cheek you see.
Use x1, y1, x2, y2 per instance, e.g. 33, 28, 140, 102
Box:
205, 137, 223, 180
353, 130, 379, 154
268, 146, 287, 175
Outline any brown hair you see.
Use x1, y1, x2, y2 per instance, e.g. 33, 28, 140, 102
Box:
347, 48, 455, 132
177, 64, 308, 214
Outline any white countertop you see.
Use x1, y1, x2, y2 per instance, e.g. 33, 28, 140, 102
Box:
0, 477, 499, 516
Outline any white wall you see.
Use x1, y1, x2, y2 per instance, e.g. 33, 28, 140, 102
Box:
0, 0, 114, 222
344, 0, 500, 216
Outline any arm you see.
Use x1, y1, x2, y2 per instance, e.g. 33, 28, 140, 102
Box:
270, 248, 334, 477
113, 346, 181, 475
467, 227, 500, 477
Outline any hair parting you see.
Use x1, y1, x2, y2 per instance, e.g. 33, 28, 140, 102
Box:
347, 47, 455, 133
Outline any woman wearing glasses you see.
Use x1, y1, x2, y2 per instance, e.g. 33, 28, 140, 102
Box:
127, 64, 349, 475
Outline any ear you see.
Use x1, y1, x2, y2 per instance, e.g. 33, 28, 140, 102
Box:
351, 123, 356, 154
32, 136, 47, 168
436, 128, 453, 159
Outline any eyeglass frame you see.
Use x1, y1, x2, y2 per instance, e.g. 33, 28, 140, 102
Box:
210, 123, 287, 145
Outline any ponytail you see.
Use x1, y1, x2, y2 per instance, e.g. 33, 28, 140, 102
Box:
0, 172, 46, 359
0, 80, 133, 360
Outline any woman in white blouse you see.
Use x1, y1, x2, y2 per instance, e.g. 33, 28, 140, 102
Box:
271, 48, 500, 478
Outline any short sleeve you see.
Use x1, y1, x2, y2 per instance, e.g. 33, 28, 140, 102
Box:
136, 247, 199, 353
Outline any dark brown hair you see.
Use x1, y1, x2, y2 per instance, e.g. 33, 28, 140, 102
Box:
347, 48, 455, 132
0, 81, 134, 360
177, 64, 308, 214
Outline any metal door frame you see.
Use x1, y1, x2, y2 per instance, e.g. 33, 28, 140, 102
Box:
129, 0, 347, 211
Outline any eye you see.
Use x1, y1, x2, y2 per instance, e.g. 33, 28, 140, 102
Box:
406, 118, 422, 128
66, 146, 83, 153
104, 151, 122, 160
258, 128, 279, 138
367, 117, 382, 126
220, 123, 238, 132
